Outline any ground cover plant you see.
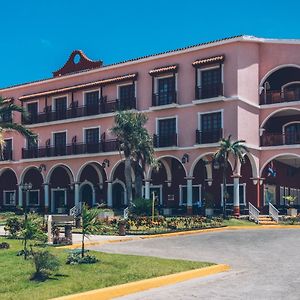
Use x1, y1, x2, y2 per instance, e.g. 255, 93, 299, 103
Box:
0, 237, 212, 300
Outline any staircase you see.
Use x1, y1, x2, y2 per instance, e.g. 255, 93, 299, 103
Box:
249, 202, 279, 225
69, 201, 82, 218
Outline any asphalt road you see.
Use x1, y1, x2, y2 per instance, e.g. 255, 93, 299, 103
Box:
89, 229, 300, 300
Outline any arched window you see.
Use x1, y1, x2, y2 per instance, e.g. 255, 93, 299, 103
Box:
285, 123, 300, 145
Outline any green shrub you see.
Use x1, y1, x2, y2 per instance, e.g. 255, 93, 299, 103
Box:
31, 250, 60, 281
131, 198, 154, 216
66, 252, 99, 265
4, 216, 22, 237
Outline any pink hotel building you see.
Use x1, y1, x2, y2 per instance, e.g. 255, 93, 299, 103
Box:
0, 35, 300, 216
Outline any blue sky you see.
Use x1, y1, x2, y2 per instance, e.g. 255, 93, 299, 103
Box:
0, 0, 299, 88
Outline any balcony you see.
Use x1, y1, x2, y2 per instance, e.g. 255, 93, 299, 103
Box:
0, 150, 13, 161
261, 132, 300, 147
260, 88, 300, 105
22, 97, 136, 125
195, 128, 223, 144
153, 133, 177, 148
152, 91, 177, 106
195, 82, 223, 100
21, 140, 119, 159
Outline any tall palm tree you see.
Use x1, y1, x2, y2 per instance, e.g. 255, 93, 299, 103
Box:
0, 96, 36, 156
111, 111, 156, 205
214, 135, 248, 217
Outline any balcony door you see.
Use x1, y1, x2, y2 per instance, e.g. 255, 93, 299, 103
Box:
200, 112, 222, 143
199, 67, 222, 99
54, 132, 66, 156
119, 84, 135, 110
285, 123, 300, 145
3, 139, 12, 160
85, 91, 99, 115
85, 128, 100, 153
27, 102, 38, 123
54, 97, 67, 120
157, 118, 177, 147
157, 76, 175, 105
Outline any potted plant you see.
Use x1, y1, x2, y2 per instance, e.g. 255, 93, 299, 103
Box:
283, 195, 298, 217
204, 192, 215, 217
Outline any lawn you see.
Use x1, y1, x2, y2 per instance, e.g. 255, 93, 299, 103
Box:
0, 238, 212, 300
222, 218, 259, 227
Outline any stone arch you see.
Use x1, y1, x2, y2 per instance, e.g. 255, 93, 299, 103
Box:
236, 152, 259, 179
76, 161, 107, 185
109, 159, 135, 183
0, 168, 18, 207
20, 166, 45, 184
46, 163, 74, 184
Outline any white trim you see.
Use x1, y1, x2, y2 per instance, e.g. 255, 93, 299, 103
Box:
82, 126, 101, 143
149, 103, 179, 111
196, 64, 223, 88
192, 96, 226, 105
112, 179, 127, 206
221, 183, 246, 206
154, 74, 177, 94
155, 115, 178, 147
281, 81, 300, 91
197, 109, 224, 131
51, 188, 67, 213
79, 181, 96, 206
52, 94, 68, 111
179, 184, 201, 206
117, 82, 136, 99
51, 130, 67, 147
25, 100, 39, 113
3, 190, 16, 206
27, 189, 40, 206
282, 121, 300, 134
83, 88, 101, 105
143, 184, 163, 205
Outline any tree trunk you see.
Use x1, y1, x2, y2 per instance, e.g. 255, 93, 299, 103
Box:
134, 161, 143, 199
124, 156, 133, 207
223, 159, 228, 218
81, 232, 85, 258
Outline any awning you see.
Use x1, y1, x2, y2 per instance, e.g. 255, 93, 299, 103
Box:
19, 73, 138, 100
192, 55, 225, 67
149, 64, 178, 76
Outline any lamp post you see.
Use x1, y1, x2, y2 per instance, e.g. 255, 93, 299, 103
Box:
22, 182, 33, 219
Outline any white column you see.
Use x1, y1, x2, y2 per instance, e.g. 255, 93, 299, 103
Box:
145, 180, 150, 199
44, 184, 49, 210
107, 182, 113, 207
74, 182, 80, 206
186, 177, 194, 214
18, 185, 23, 207
233, 175, 240, 216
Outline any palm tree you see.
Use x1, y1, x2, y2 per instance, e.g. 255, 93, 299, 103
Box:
0, 96, 36, 156
111, 111, 156, 205
214, 135, 248, 217
81, 204, 102, 257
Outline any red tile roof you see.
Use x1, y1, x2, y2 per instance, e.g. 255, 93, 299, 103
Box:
192, 55, 225, 67
149, 65, 178, 76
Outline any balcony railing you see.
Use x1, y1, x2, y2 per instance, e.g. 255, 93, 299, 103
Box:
153, 133, 177, 148
22, 97, 136, 125
22, 140, 119, 159
261, 132, 300, 146
0, 150, 12, 161
260, 88, 300, 105
152, 90, 177, 106
195, 82, 223, 100
196, 128, 223, 144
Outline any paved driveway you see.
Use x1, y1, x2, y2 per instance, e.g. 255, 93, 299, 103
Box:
89, 229, 300, 300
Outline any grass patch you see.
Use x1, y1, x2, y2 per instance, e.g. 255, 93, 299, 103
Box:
222, 218, 259, 227
0, 238, 212, 300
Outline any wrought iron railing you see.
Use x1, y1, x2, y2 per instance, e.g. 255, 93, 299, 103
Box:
0, 150, 13, 161
195, 128, 223, 144
22, 140, 119, 159
195, 82, 223, 100
70, 201, 82, 217
152, 90, 177, 106
153, 133, 177, 148
260, 132, 300, 146
260, 88, 300, 105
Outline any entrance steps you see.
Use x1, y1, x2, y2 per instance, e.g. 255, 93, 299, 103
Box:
258, 215, 277, 225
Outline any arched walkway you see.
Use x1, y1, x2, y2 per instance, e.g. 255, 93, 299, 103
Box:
0, 168, 18, 208
48, 165, 74, 213
112, 179, 126, 209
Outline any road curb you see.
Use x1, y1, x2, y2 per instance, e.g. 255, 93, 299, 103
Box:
52, 264, 230, 300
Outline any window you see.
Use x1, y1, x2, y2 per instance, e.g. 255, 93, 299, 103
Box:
54, 132, 66, 156
85, 91, 99, 115
54, 97, 67, 120
197, 66, 223, 99
264, 184, 276, 206
197, 112, 222, 144
118, 84, 135, 109
3, 191, 16, 206
27, 102, 38, 123
3, 139, 12, 160
1, 111, 12, 123
156, 118, 177, 147
28, 190, 39, 206
155, 76, 176, 106
180, 185, 201, 206
285, 123, 300, 145
221, 184, 246, 206
85, 128, 100, 153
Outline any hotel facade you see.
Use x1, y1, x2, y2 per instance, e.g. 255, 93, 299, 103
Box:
0, 35, 300, 216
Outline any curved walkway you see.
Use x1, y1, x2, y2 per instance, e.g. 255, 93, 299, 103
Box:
89, 228, 300, 300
